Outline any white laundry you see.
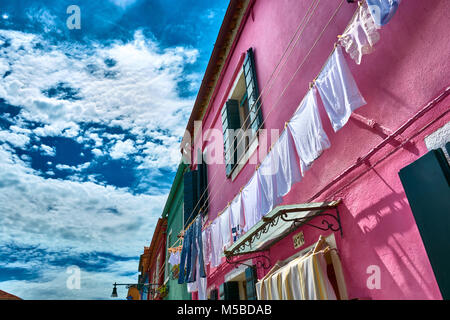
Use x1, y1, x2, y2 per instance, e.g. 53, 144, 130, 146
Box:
229, 193, 245, 239
219, 207, 232, 250
202, 226, 212, 267
168, 251, 180, 266
258, 150, 281, 218
187, 277, 197, 293
287, 88, 331, 174
241, 173, 261, 233
209, 219, 223, 268
315, 46, 367, 132
271, 129, 302, 198
338, 0, 380, 65
198, 274, 207, 300
257, 129, 302, 216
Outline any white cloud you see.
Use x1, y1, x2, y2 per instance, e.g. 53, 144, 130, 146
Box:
0, 143, 164, 253
34, 121, 80, 138
0, 27, 195, 299
0, 29, 197, 170
91, 148, 103, 157
0, 130, 30, 148
109, 139, 136, 159
55, 162, 90, 172
109, 0, 139, 9
0, 261, 140, 300
40, 144, 56, 156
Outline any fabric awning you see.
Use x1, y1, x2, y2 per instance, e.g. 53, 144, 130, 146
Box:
224, 200, 341, 257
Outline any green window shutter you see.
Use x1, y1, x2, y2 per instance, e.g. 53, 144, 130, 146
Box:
245, 266, 257, 300
219, 282, 240, 300
222, 99, 241, 177
243, 48, 263, 134
398, 148, 450, 299
197, 152, 209, 217
183, 170, 198, 228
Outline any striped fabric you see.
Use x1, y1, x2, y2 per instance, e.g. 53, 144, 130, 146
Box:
256, 249, 338, 300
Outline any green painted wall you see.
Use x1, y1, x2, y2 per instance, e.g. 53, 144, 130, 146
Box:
163, 163, 191, 300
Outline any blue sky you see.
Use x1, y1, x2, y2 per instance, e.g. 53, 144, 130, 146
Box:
0, 0, 227, 299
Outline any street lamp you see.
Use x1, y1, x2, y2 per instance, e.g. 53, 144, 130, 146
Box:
111, 282, 160, 299
111, 283, 118, 298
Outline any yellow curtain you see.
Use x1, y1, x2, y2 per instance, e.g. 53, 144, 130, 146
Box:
256, 236, 343, 300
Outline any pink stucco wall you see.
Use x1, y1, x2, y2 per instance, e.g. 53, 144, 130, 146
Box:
196, 0, 450, 299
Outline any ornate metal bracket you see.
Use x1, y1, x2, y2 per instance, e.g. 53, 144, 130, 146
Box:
229, 216, 281, 256
280, 207, 343, 237
225, 252, 272, 271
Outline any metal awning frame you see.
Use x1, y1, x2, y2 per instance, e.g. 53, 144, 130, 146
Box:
224, 200, 342, 270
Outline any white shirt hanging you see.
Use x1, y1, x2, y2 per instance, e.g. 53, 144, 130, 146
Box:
258, 149, 282, 218
202, 226, 211, 267
229, 193, 245, 240
315, 46, 367, 132
271, 129, 302, 198
241, 173, 261, 233
209, 219, 223, 268
257, 129, 302, 216
219, 207, 232, 251
287, 88, 331, 174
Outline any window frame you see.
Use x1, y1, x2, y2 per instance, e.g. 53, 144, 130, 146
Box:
222, 67, 259, 181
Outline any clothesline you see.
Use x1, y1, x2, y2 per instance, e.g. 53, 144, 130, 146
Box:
181, 0, 327, 230
200, 0, 353, 233
200, 1, 372, 266
167, 246, 182, 254
183, 0, 389, 241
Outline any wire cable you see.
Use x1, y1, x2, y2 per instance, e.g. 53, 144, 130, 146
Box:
183, 0, 348, 234
181, 0, 324, 233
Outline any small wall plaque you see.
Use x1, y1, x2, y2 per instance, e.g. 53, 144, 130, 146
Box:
293, 231, 305, 249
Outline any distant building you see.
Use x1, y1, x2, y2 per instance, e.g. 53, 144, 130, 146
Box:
162, 163, 191, 300
0, 290, 22, 300
140, 217, 167, 300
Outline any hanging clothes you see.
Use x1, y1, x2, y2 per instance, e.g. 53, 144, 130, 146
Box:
257, 129, 302, 216
241, 173, 261, 233
178, 226, 192, 284
315, 46, 367, 132
187, 256, 208, 300
366, 0, 401, 26
338, 1, 380, 65
210, 219, 223, 268
256, 250, 337, 300
187, 280, 197, 293
287, 88, 331, 175
187, 216, 207, 282
198, 274, 207, 300
168, 250, 180, 266
271, 129, 302, 198
230, 193, 245, 242
257, 149, 282, 218
202, 226, 212, 267
219, 207, 232, 251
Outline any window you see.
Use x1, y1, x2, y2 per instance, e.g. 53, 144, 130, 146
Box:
183, 152, 208, 227
222, 48, 263, 178
156, 254, 161, 284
